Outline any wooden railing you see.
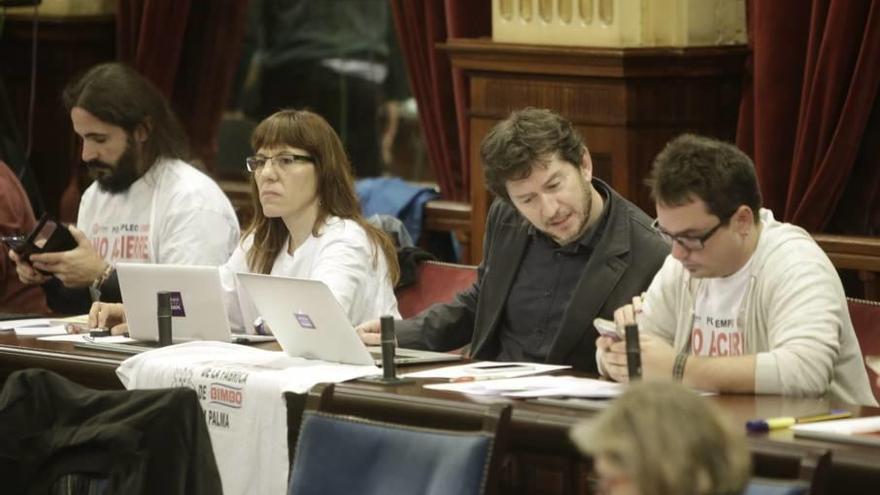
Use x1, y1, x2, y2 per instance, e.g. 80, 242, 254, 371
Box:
814, 233, 880, 300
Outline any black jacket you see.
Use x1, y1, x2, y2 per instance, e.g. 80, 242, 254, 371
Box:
398, 179, 669, 372
0, 369, 222, 495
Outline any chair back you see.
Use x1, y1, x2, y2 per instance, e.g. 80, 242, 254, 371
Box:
287, 383, 510, 495
743, 478, 810, 495
0, 369, 221, 495
749, 446, 830, 495
396, 260, 477, 318
847, 297, 880, 403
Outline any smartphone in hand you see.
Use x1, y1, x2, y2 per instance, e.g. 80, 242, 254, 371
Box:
1, 234, 26, 253
5, 214, 77, 274
594, 317, 622, 341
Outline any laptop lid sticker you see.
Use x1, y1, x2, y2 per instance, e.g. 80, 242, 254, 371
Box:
294, 311, 316, 329
170, 291, 186, 317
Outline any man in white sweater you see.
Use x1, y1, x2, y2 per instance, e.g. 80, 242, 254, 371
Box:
599, 134, 876, 406
9, 63, 239, 313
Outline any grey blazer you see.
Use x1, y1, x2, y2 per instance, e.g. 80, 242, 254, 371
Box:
398, 179, 669, 372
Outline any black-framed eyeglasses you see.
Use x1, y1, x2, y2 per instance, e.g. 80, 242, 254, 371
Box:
651, 215, 731, 251
245, 153, 314, 172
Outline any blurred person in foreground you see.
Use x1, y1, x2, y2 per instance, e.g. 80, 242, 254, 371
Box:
571, 381, 750, 495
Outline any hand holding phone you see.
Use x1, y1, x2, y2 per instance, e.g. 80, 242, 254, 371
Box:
594, 317, 622, 341
7, 214, 77, 272
1, 234, 26, 253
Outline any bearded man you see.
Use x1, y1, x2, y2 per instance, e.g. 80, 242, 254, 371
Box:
9, 63, 240, 313
357, 108, 668, 371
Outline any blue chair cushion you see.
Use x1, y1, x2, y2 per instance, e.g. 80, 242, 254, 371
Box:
289, 412, 493, 495
743, 478, 810, 495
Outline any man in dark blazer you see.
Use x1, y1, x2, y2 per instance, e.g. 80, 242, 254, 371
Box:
358, 108, 668, 372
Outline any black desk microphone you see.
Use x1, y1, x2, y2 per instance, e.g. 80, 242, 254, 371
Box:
624, 324, 642, 381
380, 315, 397, 379
157, 291, 172, 346
361, 315, 412, 385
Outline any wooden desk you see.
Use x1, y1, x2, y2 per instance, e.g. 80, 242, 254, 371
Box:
294, 381, 880, 495
0, 333, 124, 390
2, 334, 879, 494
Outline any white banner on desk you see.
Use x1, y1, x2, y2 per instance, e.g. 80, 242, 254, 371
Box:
116, 341, 378, 495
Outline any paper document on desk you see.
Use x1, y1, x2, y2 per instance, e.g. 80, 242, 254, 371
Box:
403, 361, 568, 380
2, 318, 51, 330
14, 324, 67, 336
426, 375, 624, 398
38, 334, 136, 343
4, 315, 91, 336
793, 416, 880, 447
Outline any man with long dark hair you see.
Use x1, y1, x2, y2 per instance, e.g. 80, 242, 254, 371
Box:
9, 63, 240, 313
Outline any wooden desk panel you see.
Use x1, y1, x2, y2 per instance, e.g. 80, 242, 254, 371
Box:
1, 334, 878, 494
0, 333, 124, 390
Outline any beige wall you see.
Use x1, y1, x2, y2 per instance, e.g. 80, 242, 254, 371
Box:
6, 0, 114, 17
493, 0, 746, 47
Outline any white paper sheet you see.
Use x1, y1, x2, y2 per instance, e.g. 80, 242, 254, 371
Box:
425, 375, 624, 399
1, 318, 51, 330
14, 325, 67, 336
402, 361, 569, 380
38, 334, 137, 343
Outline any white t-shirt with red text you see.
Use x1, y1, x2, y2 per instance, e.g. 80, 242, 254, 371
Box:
221, 216, 399, 332
77, 158, 239, 268
691, 255, 754, 357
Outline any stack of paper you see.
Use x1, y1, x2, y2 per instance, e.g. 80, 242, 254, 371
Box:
3, 319, 67, 337
425, 375, 624, 399
792, 416, 880, 447
403, 361, 569, 381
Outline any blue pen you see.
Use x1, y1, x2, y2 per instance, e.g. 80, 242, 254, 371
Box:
746, 409, 852, 432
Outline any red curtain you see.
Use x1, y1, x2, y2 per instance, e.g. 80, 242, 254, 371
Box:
389, 0, 490, 202
115, 0, 249, 170
737, 0, 880, 233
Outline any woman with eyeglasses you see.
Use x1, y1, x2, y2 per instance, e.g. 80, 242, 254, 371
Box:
223, 109, 400, 331
84, 109, 399, 335
570, 382, 749, 495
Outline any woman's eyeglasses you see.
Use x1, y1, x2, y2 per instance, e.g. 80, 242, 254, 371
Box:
245, 153, 314, 172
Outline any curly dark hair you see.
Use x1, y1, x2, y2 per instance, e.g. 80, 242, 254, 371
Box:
647, 134, 762, 223
480, 108, 585, 202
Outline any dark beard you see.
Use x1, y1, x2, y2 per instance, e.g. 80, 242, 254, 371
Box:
87, 140, 143, 194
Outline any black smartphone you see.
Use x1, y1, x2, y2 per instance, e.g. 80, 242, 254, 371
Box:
1, 234, 26, 253
8, 214, 78, 274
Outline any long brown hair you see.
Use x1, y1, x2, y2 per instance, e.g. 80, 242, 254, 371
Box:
243, 109, 399, 285
62, 62, 190, 174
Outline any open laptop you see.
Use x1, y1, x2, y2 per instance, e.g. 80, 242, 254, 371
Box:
94, 263, 276, 353
236, 272, 462, 367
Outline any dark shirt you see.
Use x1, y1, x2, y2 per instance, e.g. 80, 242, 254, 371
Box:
496, 187, 610, 362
